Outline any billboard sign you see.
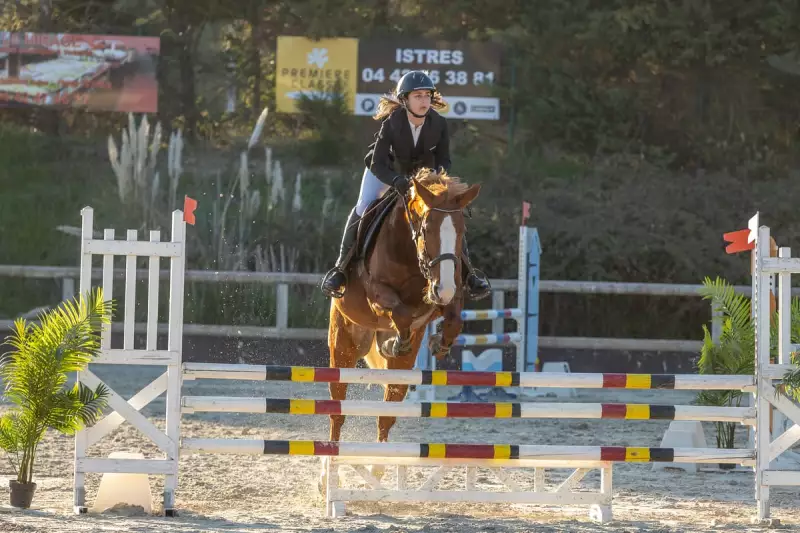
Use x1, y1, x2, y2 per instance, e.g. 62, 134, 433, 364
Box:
275, 36, 359, 114
0, 30, 159, 113
275, 36, 502, 120
356, 38, 502, 120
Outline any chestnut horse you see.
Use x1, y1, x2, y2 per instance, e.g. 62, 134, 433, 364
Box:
326, 169, 481, 447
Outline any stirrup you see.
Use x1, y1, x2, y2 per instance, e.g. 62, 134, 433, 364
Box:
321, 267, 347, 298
466, 269, 491, 301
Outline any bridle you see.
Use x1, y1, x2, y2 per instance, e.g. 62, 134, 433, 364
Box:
401, 194, 461, 281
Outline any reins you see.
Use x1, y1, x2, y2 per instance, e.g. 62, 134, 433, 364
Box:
348, 185, 464, 282
400, 191, 461, 281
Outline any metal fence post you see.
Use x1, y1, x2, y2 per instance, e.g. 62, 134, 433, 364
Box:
492, 291, 505, 334
62, 277, 75, 302
711, 303, 722, 343
276, 283, 289, 329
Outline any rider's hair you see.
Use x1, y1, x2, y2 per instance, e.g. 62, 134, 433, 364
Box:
373, 91, 448, 121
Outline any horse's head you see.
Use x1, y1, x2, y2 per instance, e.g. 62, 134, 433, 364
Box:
406, 169, 481, 306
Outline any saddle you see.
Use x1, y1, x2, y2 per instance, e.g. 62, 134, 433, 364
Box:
352, 192, 401, 266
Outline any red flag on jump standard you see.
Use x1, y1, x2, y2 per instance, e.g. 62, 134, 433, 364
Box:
723, 228, 754, 254
183, 196, 197, 225
521, 201, 531, 226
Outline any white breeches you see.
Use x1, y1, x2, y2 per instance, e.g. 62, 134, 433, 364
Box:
355, 167, 390, 216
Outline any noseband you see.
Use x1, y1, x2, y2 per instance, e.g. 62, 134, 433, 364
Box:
401, 195, 461, 281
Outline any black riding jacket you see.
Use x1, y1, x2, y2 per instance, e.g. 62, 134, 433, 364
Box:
365, 107, 451, 187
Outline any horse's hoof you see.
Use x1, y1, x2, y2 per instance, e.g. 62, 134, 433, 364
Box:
434, 345, 451, 358
380, 337, 411, 358
429, 333, 442, 353
379, 338, 399, 358
398, 336, 413, 353
428, 333, 450, 358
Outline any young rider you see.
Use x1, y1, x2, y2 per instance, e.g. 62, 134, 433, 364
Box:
319, 70, 491, 301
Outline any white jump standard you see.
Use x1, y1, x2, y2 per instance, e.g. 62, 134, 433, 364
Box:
72, 207, 186, 516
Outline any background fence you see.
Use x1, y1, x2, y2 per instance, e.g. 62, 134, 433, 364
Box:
1, 264, 776, 353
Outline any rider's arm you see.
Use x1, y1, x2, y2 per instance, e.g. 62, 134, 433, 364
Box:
369, 119, 401, 187
435, 118, 451, 173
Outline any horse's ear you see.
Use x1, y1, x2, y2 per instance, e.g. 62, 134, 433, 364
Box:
454, 184, 481, 208
412, 179, 438, 207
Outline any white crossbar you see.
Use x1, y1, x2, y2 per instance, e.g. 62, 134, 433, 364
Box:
762, 257, 800, 274
330, 488, 604, 505
84, 239, 183, 257
92, 349, 179, 365
76, 458, 175, 475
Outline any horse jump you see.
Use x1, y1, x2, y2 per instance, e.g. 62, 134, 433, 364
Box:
71, 208, 798, 525
180, 362, 754, 520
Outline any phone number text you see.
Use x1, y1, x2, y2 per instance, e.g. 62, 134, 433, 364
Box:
361, 67, 495, 87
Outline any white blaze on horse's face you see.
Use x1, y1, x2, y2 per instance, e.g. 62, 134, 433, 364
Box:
436, 214, 458, 305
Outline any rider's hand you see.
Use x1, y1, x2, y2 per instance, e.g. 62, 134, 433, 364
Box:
392, 175, 411, 195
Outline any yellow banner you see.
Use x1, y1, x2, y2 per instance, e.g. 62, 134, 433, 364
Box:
275, 36, 359, 113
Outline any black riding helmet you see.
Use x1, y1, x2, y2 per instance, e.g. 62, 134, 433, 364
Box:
395, 70, 437, 118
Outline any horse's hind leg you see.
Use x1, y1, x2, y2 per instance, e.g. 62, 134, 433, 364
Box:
321, 304, 370, 496
327, 303, 373, 441
328, 306, 355, 441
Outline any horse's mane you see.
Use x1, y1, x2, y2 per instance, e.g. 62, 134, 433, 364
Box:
411, 167, 469, 196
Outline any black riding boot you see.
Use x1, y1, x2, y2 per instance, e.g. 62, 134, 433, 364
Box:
321, 208, 361, 298
461, 235, 491, 301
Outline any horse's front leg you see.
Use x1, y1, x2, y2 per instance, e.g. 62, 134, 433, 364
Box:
367, 281, 414, 358
377, 328, 427, 445
429, 295, 465, 360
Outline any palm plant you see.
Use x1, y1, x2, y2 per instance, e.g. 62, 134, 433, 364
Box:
698, 276, 800, 454
696, 276, 754, 454
0, 288, 113, 508
774, 298, 800, 401
778, 357, 800, 400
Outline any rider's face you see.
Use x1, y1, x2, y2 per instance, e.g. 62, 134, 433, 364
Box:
406, 90, 432, 116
